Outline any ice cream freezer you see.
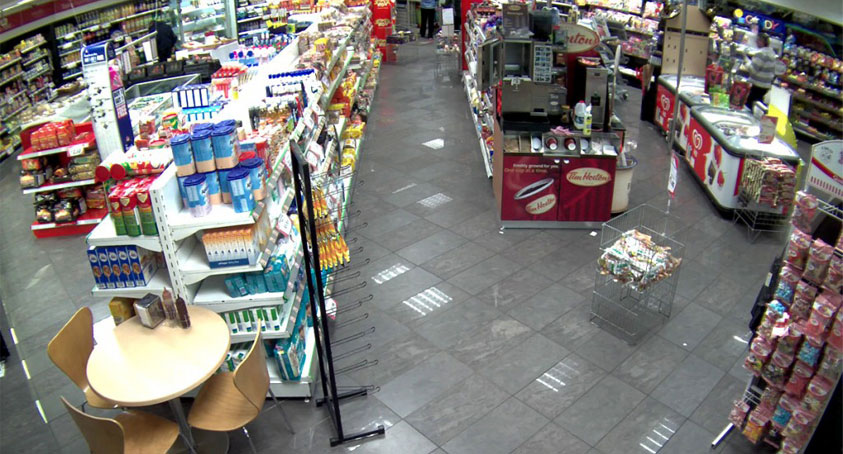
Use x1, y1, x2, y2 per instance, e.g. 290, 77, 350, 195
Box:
685, 105, 802, 211
654, 75, 707, 138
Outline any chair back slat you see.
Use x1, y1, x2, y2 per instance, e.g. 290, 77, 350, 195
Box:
62, 397, 124, 454
48, 307, 94, 390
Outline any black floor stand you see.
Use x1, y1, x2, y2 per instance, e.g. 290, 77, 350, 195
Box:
290, 139, 385, 447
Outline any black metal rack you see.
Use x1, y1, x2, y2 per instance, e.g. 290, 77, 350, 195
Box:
289, 129, 384, 447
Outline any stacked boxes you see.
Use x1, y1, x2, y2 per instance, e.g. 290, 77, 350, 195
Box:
221, 305, 285, 335
108, 176, 159, 237
223, 251, 301, 297
88, 246, 160, 289
202, 225, 262, 269
270, 293, 310, 381
172, 84, 211, 109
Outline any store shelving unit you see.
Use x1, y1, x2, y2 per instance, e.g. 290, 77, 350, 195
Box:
87, 216, 164, 252
461, 11, 494, 178
90, 270, 172, 298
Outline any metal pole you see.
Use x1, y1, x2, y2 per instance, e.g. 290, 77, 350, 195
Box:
665, 0, 688, 214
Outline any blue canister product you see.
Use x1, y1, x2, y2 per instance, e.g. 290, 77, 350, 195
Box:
184, 174, 211, 217
211, 124, 240, 169
191, 129, 216, 173
217, 167, 233, 204
227, 168, 254, 213
170, 134, 195, 176
201, 171, 222, 204
177, 175, 190, 206
193, 123, 214, 133
240, 158, 266, 201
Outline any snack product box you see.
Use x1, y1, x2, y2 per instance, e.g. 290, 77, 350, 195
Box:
87, 247, 107, 289
106, 246, 126, 289
127, 245, 159, 287
97, 247, 115, 289
117, 246, 136, 288
109, 297, 136, 325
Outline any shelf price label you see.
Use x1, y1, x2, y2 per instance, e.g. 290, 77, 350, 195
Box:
67, 144, 86, 157
667, 153, 679, 198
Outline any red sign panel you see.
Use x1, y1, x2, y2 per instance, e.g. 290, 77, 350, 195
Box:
501, 155, 561, 221
655, 84, 675, 133
558, 157, 615, 222
687, 117, 712, 182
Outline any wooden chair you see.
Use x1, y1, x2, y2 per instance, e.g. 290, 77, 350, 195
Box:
62, 397, 183, 454
47, 307, 117, 411
187, 331, 293, 453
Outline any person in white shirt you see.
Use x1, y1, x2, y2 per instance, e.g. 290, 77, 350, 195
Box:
743, 33, 786, 108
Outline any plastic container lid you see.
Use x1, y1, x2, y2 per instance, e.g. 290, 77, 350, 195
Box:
239, 151, 257, 162
240, 158, 263, 170
193, 123, 214, 131
184, 174, 207, 187
191, 129, 212, 140
227, 167, 250, 181
212, 124, 236, 136
171, 134, 191, 145
217, 119, 237, 129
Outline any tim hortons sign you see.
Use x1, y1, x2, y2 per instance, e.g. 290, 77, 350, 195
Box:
566, 168, 612, 187
556, 23, 600, 54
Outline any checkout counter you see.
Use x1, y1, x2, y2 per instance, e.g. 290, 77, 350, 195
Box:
473, 3, 626, 227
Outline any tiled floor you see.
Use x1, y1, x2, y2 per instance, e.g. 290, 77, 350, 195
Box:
0, 42, 797, 453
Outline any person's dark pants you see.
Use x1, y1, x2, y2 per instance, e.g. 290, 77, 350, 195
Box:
421, 8, 435, 39
746, 84, 768, 109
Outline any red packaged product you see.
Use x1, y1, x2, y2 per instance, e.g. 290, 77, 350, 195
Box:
775, 329, 802, 356
791, 281, 817, 321
742, 408, 771, 444
792, 191, 818, 232
729, 400, 751, 427
828, 311, 843, 351
823, 254, 842, 294
805, 293, 837, 338
803, 375, 833, 412
817, 345, 842, 379
750, 335, 776, 361
785, 229, 812, 269
759, 387, 783, 412
804, 238, 834, 284
784, 360, 813, 398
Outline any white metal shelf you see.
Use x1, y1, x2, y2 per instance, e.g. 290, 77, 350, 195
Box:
178, 238, 271, 286
20, 41, 46, 54
91, 270, 171, 298
227, 285, 304, 342
462, 72, 492, 178
0, 72, 24, 87
169, 202, 262, 242
0, 57, 21, 71
22, 53, 48, 66
87, 215, 163, 251
22, 178, 95, 194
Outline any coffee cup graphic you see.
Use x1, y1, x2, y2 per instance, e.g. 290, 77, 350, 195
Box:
514, 178, 557, 215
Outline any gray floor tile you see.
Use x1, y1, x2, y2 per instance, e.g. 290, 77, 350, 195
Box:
396, 230, 467, 265
376, 352, 473, 417
659, 303, 722, 352
515, 353, 606, 419
612, 335, 689, 394
413, 298, 502, 349
651, 354, 725, 418
693, 274, 752, 318
405, 374, 508, 445
478, 333, 569, 394
385, 282, 471, 326
450, 316, 534, 369
421, 242, 496, 280
674, 260, 720, 301
472, 228, 538, 253
511, 422, 591, 454
475, 268, 554, 311
378, 219, 444, 252
383, 182, 445, 208
559, 260, 599, 298
351, 421, 437, 454
449, 209, 500, 240
442, 397, 548, 454
594, 397, 684, 454
660, 420, 717, 454
347, 332, 440, 388
501, 232, 562, 266
555, 375, 645, 446
690, 374, 749, 435
360, 209, 421, 240
508, 283, 585, 331
446, 255, 521, 295
692, 318, 751, 372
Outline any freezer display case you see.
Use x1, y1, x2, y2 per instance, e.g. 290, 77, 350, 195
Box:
125, 74, 200, 135
172, 0, 235, 46
654, 75, 705, 139
685, 105, 802, 211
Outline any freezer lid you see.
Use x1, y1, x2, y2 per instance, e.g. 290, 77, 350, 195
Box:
690, 105, 799, 162
658, 74, 707, 96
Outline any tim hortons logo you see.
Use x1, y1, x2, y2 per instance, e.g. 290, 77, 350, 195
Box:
660, 94, 670, 111
566, 168, 611, 187
692, 130, 703, 151
557, 24, 600, 53
525, 194, 557, 215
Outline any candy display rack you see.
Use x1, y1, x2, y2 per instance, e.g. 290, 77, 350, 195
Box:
591, 203, 685, 344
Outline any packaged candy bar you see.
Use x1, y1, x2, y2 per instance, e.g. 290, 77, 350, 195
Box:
771, 395, 797, 429
750, 335, 776, 361
744, 353, 765, 375
785, 360, 814, 398
775, 266, 802, 305
763, 358, 789, 388
823, 254, 842, 294
828, 311, 843, 351
805, 293, 837, 338
803, 239, 833, 284
785, 229, 812, 269
791, 281, 817, 321
759, 301, 788, 338
783, 406, 815, 439
775, 329, 801, 356
796, 336, 822, 367
817, 345, 842, 379
759, 387, 783, 412
729, 400, 751, 427
792, 191, 818, 232
742, 408, 771, 444
803, 375, 833, 412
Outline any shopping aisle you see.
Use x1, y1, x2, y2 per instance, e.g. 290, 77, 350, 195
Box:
0, 42, 784, 454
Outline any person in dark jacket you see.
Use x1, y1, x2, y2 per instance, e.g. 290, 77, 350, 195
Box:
149, 21, 178, 61
420, 0, 437, 40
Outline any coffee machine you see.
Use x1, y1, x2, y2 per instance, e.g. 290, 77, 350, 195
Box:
572, 58, 609, 129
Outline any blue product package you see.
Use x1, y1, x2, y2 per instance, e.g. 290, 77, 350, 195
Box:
239, 158, 266, 200
224, 276, 239, 298
233, 275, 249, 297
217, 167, 233, 203
87, 247, 107, 289
244, 274, 258, 295
200, 171, 221, 204
254, 273, 267, 293
170, 134, 194, 169
190, 129, 216, 172
264, 268, 279, 292
117, 246, 136, 288
227, 167, 254, 213
211, 124, 239, 166
177, 175, 190, 206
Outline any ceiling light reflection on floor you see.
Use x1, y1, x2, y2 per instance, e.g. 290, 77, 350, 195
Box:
534, 364, 569, 393
400, 286, 454, 316
372, 264, 410, 284
418, 193, 452, 209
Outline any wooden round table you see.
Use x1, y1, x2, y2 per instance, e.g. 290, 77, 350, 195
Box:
87, 305, 231, 453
